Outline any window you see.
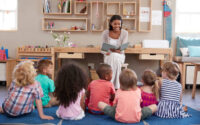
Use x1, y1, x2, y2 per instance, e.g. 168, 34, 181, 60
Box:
0, 0, 17, 31
175, 0, 200, 33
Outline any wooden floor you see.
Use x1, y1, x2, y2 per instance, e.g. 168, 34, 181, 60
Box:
0, 83, 199, 111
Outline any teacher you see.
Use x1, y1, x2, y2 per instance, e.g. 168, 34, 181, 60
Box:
101, 15, 128, 89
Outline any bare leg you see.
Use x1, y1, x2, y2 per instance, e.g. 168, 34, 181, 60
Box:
98, 102, 109, 111
0, 107, 4, 113
147, 104, 157, 113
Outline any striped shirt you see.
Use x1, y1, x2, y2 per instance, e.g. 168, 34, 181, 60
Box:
2, 81, 43, 116
160, 79, 182, 102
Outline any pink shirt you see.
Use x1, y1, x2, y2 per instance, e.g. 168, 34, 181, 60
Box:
56, 89, 85, 119
114, 88, 142, 123
88, 80, 115, 111
141, 89, 158, 107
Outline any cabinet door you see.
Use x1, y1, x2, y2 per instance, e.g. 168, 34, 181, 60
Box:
0, 63, 6, 81
186, 65, 200, 85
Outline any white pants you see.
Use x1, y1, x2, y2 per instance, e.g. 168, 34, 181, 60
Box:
104, 52, 125, 89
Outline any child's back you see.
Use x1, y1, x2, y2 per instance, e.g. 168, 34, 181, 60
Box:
156, 62, 190, 118
54, 62, 88, 120
88, 79, 115, 111
87, 64, 115, 112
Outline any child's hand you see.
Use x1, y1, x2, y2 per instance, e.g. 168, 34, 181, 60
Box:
40, 114, 54, 120
106, 52, 110, 55
183, 106, 188, 112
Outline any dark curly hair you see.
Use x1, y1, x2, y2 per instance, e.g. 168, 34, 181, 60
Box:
96, 63, 112, 80
54, 62, 88, 108
109, 15, 123, 31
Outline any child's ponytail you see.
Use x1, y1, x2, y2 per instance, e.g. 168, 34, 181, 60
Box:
152, 80, 160, 100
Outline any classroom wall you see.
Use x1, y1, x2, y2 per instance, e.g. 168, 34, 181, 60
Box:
0, 0, 175, 79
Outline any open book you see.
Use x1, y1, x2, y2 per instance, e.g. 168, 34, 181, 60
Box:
101, 42, 129, 51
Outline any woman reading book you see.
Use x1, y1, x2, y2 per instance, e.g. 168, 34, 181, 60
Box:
101, 15, 128, 89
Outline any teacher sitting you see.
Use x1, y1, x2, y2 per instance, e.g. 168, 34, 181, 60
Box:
101, 15, 128, 89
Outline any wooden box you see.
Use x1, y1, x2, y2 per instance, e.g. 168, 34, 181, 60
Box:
139, 54, 165, 60
90, 69, 99, 80
58, 52, 84, 59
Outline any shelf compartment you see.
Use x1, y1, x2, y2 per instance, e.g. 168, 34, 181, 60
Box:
122, 2, 137, 16
90, 1, 104, 32
106, 18, 137, 32
138, 0, 152, 32
43, 0, 72, 15
42, 17, 88, 32
106, 2, 120, 16
74, 1, 88, 15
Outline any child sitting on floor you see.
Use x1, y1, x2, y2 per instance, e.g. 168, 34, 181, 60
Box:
54, 62, 88, 120
86, 64, 115, 114
156, 61, 190, 118
98, 69, 157, 123
140, 69, 159, 107
36, 59, 58, 107
0, 61, 53, 120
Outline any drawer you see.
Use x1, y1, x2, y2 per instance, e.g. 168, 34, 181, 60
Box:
139, 54, 165, 60
58, 52, 85, 59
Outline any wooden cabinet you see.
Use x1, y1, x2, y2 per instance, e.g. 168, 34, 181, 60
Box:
90, 1, 104, 32
42, 0, 152, 33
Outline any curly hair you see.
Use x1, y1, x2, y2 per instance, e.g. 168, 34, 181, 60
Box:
96, 64, 112, 80
13, 61, 36, 87
119, 69, 137, 90
54, 62, 88, 108
37, 59, 53, 74
162, 61, 180, 80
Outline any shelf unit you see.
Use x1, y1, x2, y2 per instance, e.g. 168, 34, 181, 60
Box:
122, 2, 137, 16
138, 0, 152, 32
90, 1, 104, 32
43, 0, 72, 15
107, 17, 137, 32
42, 17, 88, 32
106, 2, 120, 16
74, 1, 88, 15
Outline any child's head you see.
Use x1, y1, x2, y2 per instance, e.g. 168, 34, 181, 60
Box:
119, 69, 137, 90
142, 69, 157, 86
54, 62, 88, 108
37, 59, 53, 75
96, 64, 112, 81
13, 60, 36, 87
162, 61, 180, 80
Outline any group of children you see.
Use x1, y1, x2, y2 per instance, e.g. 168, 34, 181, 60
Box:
0, 59, 190, 123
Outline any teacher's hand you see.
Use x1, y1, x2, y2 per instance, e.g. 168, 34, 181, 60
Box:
110, 49, 121, 53
106, 52, 110, 55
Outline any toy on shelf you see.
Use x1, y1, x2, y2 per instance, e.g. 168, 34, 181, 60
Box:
0, 46, 8, 60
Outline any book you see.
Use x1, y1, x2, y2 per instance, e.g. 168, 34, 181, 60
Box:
101, 42, 129, 51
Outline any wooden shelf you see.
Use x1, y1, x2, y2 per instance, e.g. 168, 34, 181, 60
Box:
138, 0, 152, 32
107, 18, 137, 32
122, 2, 137, 16
90, 1, 104, 32
43, 0, 72, 15
74, 1, 88, 15
106, 2, 120, 16
42, 17, 88, 32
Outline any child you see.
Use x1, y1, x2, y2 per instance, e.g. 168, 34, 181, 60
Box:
87, 64, 115, 114
54, 63, 88, 120
36, 59, 58, 107
156, 61, 190, 118
140, 69, 159, 107
0, 61, 53, 120
98, 69, 157, 123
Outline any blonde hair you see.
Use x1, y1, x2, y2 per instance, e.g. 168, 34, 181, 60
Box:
119, 69, 137, 90
142, 69, 159, 99
13, 61, 37, 87
162, 61, 180, 80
